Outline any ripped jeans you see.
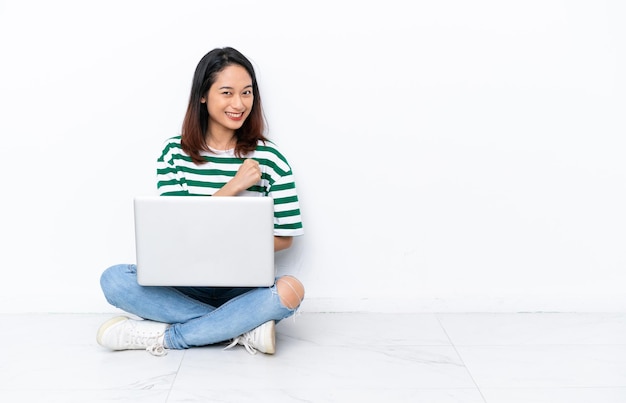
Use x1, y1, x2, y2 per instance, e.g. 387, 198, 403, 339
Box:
99, 264, 296, 349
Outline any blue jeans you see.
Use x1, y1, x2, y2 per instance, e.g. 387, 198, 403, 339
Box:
100, 264, 296, 349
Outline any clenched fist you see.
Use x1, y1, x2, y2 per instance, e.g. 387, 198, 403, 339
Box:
234, 158, 262, 189
214, 158, 262, 196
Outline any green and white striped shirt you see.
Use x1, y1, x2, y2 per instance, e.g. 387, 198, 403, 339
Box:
156, 136, 304, 237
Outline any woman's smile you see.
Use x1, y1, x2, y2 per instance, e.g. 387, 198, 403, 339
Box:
226, 111, 245, 121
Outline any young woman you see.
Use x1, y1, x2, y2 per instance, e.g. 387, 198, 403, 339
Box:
97, 47, 305, 356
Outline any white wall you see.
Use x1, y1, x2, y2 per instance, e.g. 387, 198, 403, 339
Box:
1, 0, 624, 313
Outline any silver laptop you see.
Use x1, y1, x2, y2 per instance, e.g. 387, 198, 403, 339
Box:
133, 196, 275, 287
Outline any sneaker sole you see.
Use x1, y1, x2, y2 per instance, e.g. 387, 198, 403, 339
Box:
264, 320, 276, 354
96, 316, 129, 346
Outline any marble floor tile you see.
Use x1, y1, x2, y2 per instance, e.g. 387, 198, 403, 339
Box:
480, 387, 626, 403
456, 345, 626, 388
0, 314, 184, 391
0, 312, 624, 402
0, 389, 171, 403
437, 313, 626, 346
167, 387, 486, 403
171, 344, 477, 390
278, 312, 452, 346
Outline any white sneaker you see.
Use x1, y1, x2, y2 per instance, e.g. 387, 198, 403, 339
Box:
97, 316, 169, 356
225, 320, 276, 355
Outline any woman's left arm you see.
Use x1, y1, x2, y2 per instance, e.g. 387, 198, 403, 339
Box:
274, 236, 293, 252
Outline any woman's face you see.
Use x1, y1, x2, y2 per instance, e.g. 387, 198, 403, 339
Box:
202, 64, 254, 136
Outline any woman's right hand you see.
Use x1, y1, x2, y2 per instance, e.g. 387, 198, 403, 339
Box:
214, 159, 261, 196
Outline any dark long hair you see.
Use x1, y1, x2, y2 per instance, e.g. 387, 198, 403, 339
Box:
181, 47, 267, 164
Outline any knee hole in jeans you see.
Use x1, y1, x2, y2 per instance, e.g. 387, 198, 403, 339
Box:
276, 275, 305, 310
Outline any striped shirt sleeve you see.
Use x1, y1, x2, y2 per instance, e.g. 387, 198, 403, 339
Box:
156, 137, 190, 196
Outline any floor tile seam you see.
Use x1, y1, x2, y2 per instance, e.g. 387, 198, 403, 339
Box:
165, 350, 187, 400
434, 314, 489, 403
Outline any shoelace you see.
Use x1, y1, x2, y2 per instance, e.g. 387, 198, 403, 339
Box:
146, 343, 168, 357
126, 322, 163, 348
224, 336, 257, 355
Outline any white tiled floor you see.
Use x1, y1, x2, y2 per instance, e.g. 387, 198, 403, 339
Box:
0, 312, 625, 402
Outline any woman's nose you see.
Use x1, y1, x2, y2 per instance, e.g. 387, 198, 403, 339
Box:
231, 95, 244, 109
